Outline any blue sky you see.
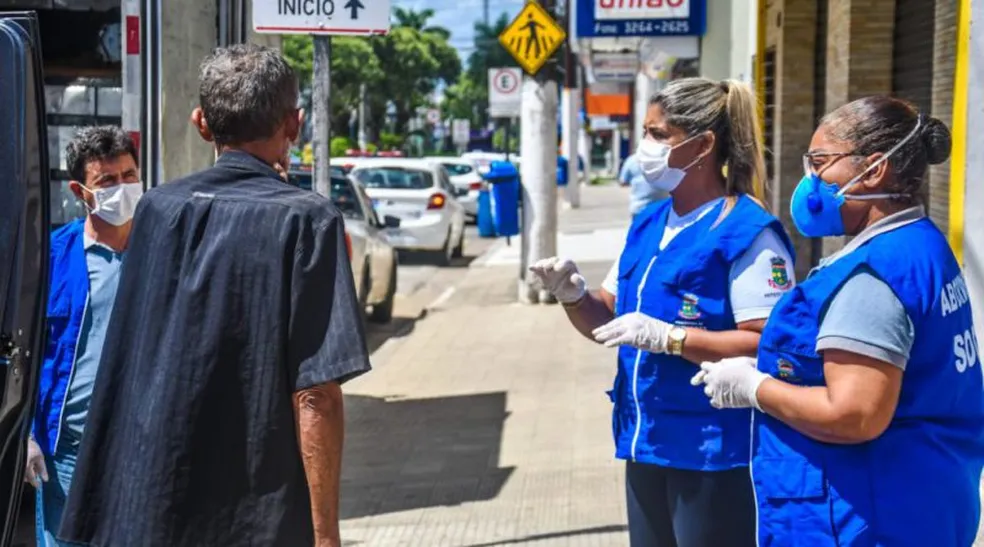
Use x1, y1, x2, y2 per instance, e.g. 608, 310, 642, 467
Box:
393, 0, 526, 62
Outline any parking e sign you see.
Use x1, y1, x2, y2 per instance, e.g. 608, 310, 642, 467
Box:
575, 0, 706, 38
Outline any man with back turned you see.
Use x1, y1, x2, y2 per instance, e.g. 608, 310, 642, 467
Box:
58, 44, 371, 547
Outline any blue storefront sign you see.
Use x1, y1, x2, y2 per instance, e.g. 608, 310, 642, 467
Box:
576, 0, 705, 38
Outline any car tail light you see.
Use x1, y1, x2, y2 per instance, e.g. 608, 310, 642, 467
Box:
468, 182, 482, 191
427, 193, 446, 210
344, 232, 353, 260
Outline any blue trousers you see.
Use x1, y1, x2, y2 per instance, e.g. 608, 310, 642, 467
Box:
625, 461, 756, 547
35, 437, 85, 547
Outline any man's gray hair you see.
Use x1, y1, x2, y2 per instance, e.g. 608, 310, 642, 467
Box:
198, 43, 298, 146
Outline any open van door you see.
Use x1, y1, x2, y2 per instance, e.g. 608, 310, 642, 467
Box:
0, 11, 51, 547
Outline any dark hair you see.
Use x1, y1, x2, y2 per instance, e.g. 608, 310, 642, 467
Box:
650, 77, 766, 205
820, 96, 951, 199
198, 43, 298, 146
65, 125, 139, 183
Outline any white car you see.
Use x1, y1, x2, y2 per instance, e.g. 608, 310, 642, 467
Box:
460, 151, 507, 175
425, 157, 484, 218
351, 159, 467, 266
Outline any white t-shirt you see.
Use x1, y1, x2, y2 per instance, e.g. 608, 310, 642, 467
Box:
601, 198, 796, 323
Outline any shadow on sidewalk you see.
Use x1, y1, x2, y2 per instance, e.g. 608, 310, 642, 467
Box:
364, 309, 426, 356
397, 250, 480, 269
340, 392, 515, 520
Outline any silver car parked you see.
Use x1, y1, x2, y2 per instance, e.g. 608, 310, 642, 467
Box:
288, 169, 400, 323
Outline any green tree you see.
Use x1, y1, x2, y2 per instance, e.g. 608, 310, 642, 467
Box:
281, 8, 462, 141
328, 37, 385, 130
442, 14, 518, 128
282, 35, 314, 84
392, 7, 451, 40
369, 25, 460, 134
442, 75, 483, 123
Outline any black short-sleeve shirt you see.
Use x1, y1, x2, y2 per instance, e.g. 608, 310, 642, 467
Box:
58, 151, 371, 546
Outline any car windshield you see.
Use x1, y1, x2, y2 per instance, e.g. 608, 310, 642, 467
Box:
286, 172, 364, 220
442, 163, 473, 176
355, 167, 433, 190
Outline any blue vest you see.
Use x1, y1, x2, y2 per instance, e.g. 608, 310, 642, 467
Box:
612, 196, 794, 470
34, 219, 89, 456
753, 219, 984, 546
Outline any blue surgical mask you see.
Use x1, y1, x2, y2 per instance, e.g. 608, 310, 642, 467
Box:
790, 116, 922, 238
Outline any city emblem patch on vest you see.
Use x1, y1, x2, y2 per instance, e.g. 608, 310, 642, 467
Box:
768, 256, 792, 290
678, 293, 702, 320
777, 359, 798, 382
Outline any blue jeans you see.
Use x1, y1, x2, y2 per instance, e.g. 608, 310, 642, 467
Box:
625, 461, 756, 547
35, 435, 85, 547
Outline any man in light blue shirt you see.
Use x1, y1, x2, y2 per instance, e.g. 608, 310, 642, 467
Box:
26, 126, 141, 547
620, 153, 668, 218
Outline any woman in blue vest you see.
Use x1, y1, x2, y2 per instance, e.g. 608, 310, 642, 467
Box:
531, 78, 796, 546
695, 96, 984, 546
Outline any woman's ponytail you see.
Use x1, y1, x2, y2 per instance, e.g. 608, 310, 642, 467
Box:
721, 79, 768, 208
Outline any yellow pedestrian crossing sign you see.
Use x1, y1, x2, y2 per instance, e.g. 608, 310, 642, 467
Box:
499, 0, 567, 76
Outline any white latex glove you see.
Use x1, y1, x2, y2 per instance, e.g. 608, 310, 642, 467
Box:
592, 312, 673, 353
24, 437, 48, 489
528, 257, 587, 304
690, 356, 769, 410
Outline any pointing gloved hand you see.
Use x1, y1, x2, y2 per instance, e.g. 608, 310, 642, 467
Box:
528, 257, 588, 304
592, 312, 673, 353
690, 356, 769, 410
24, 437, 48, 489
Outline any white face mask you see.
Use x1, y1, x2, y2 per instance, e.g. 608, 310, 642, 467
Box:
82, 182, 144, 226
636, 134, 703, 192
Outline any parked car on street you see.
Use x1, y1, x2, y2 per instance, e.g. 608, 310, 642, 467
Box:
350, 158, 467, 266
288, 170, 400, 322
425, 156, 484, 219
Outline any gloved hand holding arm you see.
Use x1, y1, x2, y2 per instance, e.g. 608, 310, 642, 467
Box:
690, 356, 769, 410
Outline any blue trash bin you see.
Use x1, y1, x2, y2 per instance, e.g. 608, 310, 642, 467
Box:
556, 155, 569, 187
476, 188, 496, 238
486, 160, 520, 237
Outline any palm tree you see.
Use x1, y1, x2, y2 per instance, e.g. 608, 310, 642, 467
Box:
466, 13, 516, 88
392, 7, 451, 40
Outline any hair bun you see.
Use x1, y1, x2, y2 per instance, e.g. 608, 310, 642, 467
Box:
920, 116, 952, 165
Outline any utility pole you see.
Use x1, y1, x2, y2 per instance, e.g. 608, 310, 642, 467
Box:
518, 0, 560, 304
313, 36, 332, 197
560, 0, 580, 208
483, 0, 489, 26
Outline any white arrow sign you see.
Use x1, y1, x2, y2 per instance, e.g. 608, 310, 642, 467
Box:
252, 0, 391, 36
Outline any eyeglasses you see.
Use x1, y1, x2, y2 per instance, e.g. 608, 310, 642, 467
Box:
802, 152, 860, 176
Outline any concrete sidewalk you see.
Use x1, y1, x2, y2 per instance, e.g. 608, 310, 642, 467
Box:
339, 184, 631, 546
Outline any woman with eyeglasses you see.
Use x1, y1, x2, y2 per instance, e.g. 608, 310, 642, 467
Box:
695, 95, 984, 546
530, 78, 797, 547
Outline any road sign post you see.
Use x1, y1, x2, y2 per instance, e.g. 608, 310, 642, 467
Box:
312, 37, 331, 197
253, 0, 391, 196
499, 0, 562, 304
452, 119, 470, 154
